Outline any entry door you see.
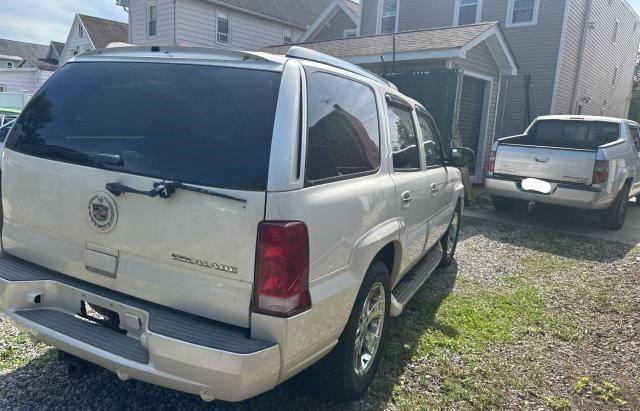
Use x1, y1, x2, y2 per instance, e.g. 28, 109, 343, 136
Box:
459, 75, 487, 176
386, 100, 430, 275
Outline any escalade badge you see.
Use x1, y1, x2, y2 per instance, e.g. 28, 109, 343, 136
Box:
88, 192, 118, 233
172, 253, 238, 274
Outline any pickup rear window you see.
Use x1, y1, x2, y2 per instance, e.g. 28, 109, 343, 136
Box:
5, 62, 282, 190
518, 120, 620, 150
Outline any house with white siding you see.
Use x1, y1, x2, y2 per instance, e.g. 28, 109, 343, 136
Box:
60, 14, 129, 65
116, 0, 359, 49
0, 39, 60, 94
267, 0, 640, 182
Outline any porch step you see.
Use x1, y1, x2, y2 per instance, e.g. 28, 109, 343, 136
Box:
392, 243, 443, 306
15, 309, 149, 363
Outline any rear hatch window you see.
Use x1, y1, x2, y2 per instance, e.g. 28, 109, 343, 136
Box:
520, 120, 620, 150
6, 62, 282, 190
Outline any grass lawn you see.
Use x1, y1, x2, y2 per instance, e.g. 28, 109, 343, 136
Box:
1, 216, 638, 410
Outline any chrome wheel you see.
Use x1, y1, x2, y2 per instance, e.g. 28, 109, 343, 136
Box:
446, 212, 460, 257
353, 282, 386, 375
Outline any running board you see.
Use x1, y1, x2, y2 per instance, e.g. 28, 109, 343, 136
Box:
390, 243, 443, 317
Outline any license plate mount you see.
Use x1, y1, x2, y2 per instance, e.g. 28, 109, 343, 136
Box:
521, 178, 552, 194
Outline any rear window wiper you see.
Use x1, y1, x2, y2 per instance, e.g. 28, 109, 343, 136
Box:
105, 180, 247, 204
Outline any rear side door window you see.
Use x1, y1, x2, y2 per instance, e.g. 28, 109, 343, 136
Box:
386, 100, 421, 171
416, 111, 444, 167
306, 72, 381, 183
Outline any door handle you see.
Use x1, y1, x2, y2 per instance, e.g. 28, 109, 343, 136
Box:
401, 191, 412, 207
431, 183, 438, 193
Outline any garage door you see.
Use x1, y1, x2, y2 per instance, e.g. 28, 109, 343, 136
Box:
458, 76, 486, 175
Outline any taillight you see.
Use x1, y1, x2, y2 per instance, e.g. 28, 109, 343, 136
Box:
487, 150, 496, 173
592, 160, 609, 184
254, 221, 310, 317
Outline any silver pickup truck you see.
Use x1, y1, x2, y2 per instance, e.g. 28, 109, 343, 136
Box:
485, 115, 640, 229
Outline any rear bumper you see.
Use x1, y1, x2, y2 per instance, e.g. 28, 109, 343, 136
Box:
0, 256, 280, 403
485, 176, 614, 210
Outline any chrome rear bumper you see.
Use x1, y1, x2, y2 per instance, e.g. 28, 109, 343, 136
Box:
0, 256, 280, 403
485, 176, 614, 210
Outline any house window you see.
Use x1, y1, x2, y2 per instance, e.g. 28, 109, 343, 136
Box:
612, 19, 619, 43
0, 85, 5, 92
507, 0, 539, 27
6, 62, 13, 69
79, 25, 84, 38
217, 11, 230, 44
380, 0, 399, 34
455, 0, 482, 26
612, 67, 618, 87
148, 3, 158, 37
283, 27, 293, 44
344, 29, 357, 38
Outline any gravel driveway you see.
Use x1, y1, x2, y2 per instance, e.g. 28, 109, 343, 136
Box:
1, 216, 638, 410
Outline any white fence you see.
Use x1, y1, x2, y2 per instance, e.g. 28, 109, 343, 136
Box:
0, 92, 32, 110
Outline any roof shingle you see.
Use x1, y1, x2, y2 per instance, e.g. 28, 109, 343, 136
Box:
0, 38, 58, 71
78, 14, 128, 49
212, 0, 333, 27
265, 22, 499, 58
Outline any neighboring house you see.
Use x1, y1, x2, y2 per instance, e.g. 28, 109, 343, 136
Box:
357, 0, 640, 137
60, 14, 128, 64
116, 0, 358, 49
301, 0, 360, 41
0, 39, 60, 94
266, 23, 518, 183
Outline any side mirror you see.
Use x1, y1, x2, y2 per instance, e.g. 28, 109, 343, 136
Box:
448, 147, 475, 168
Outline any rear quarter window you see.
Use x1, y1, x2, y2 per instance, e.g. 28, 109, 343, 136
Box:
306, 72, 381, 183
6, 62, 282, 190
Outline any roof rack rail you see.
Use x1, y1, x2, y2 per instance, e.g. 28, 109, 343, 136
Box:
286, 46, 398, 91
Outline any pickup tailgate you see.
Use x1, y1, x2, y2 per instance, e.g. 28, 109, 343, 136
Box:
495, 144, 596, 184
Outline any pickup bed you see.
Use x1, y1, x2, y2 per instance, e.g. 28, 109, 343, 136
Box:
485, 115, 640, 229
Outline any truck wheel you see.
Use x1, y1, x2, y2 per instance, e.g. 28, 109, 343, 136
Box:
439, 206, 461, 267
319, 260, 390, 400
601, 184, 630, 230
491, 196, 515, 212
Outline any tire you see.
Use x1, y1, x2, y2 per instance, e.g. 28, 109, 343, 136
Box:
491, 195, 516, 212
635, 195, 640, 205
601, 184, 631, 230
439, 205, 462, 268
318, 260, 391, 400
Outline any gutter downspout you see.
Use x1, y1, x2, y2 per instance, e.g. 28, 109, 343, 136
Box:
571, 0, 594, 113
173, 0, 178, 46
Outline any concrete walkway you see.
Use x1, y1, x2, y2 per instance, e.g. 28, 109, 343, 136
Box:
465, 192, 640, 247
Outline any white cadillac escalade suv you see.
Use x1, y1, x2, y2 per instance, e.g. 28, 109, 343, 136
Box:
0, 46, 473, 402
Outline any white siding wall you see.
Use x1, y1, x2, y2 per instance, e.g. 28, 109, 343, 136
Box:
574, 0, 640, 117
174, 0, 304, 49
130, 0, 175, 46
0, 70, 39, 93
553, 0, 589, 114
61, 17, 95, 64
37, 70, 55, 88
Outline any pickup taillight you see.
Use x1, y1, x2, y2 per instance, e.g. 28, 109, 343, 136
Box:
486, 150, 496, 173
592, 160, 609, 184
254, 221, 311, 317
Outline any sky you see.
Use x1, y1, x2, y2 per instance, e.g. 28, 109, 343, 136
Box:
0, 0, 128, 45
1, 0, 640, 46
